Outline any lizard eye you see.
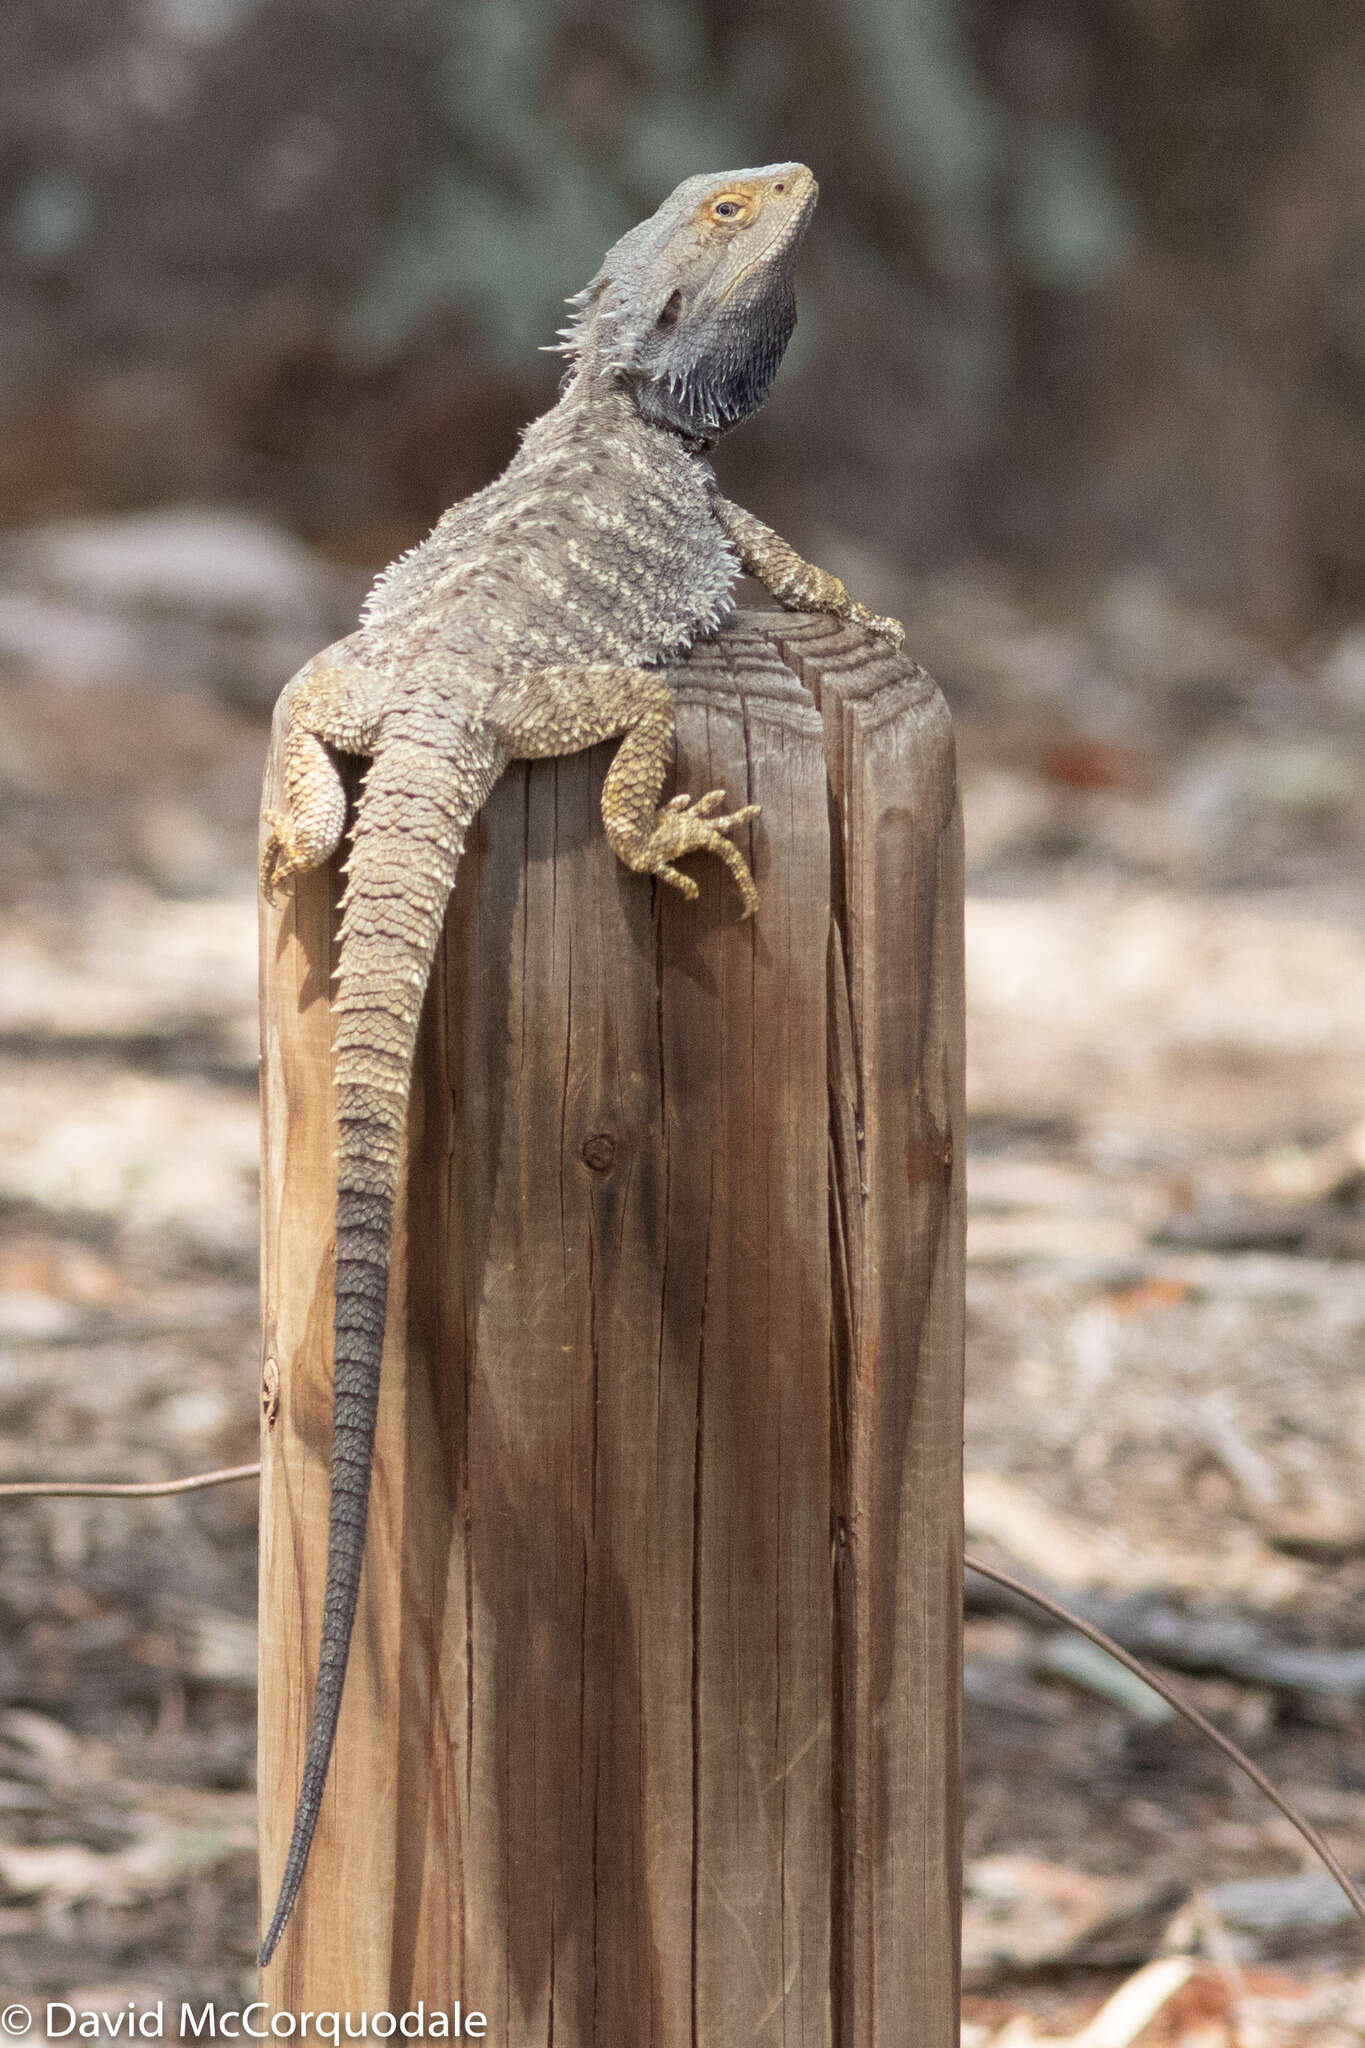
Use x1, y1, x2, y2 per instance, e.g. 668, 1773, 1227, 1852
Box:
709, 195, 750, 224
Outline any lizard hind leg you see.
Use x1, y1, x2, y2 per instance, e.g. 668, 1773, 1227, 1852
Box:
488, 661, 760, 917
261, 732, 347, 902
260, 647, 385, 903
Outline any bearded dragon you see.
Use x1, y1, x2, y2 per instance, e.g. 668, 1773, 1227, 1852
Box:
257, 160, 902, 1967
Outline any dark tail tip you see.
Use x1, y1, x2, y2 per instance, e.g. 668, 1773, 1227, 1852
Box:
256, 1085, 397, 1972
258, 1862, 303, 1968
257, 1714, 339, 1968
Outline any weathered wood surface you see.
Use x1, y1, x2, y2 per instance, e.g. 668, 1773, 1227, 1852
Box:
258, 609, 965, 2043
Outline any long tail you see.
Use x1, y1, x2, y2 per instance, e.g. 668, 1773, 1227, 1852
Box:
259, 728, 500, 1968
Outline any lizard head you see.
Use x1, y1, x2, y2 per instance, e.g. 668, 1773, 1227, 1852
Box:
559, 163, 818, 441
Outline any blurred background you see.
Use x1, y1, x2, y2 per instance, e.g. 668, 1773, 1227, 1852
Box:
2, 1, 1365, 2038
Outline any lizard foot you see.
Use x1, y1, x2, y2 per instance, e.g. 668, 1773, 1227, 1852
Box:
841, 597, 905, 651
260, 811, 307, 903
621, 789, 761, 918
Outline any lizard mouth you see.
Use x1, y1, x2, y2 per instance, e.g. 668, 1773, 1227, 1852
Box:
714, 244, 790, 308
713, 187, 817, 310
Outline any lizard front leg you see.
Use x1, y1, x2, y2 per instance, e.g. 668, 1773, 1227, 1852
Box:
261, 640, 386, 901
488, 662, 760, 916
712, 494, 905, 649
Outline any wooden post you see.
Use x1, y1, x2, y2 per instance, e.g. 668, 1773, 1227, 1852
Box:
258, 610, 965, 2044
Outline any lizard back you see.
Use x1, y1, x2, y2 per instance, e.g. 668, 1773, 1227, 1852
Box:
356, 391, 739, 686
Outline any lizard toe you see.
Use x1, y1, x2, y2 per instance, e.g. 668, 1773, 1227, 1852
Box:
261, 812, 308, 903
846, 601, 905, 650
654, 863, 700, 900
706, 832, 759, 917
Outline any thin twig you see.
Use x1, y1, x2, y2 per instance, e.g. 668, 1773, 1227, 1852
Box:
2, 1459, 1360, 1929
966, 1552, 1365, 1928
0, 1461, 261, 1499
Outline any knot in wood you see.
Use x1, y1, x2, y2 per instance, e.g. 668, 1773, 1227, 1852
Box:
261, 1356, 281, 1429
580, 1132, 617, 1174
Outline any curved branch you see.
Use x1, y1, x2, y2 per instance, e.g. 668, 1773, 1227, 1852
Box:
0, 1460, 261, 1500
966, 1552, 1365, 1927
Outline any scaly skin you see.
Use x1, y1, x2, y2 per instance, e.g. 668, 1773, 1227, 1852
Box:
258, 159, 903, 1968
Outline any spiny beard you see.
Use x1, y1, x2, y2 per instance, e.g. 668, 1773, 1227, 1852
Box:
637, 273, 798, 439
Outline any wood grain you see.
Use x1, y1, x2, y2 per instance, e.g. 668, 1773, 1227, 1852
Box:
258, 610, 964, 2043
772, 616, 967, 2047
